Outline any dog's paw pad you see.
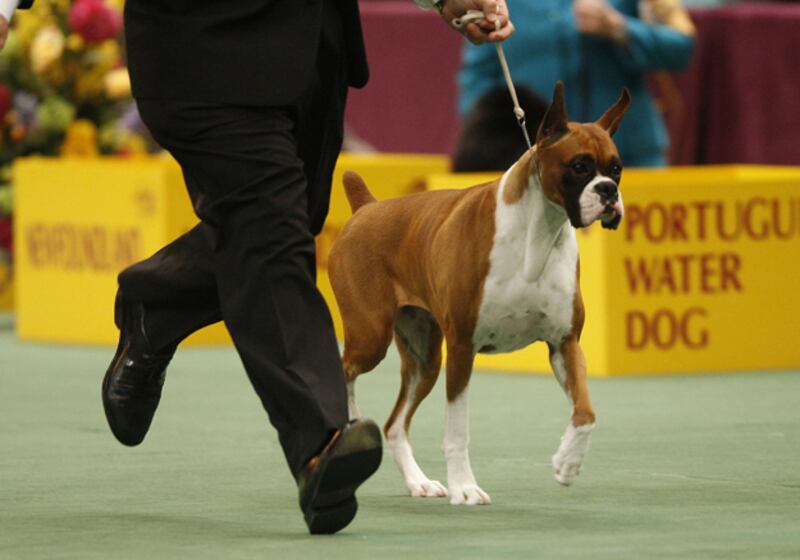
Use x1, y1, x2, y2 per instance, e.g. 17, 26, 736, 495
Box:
448, 484, 492, 506
408, 479, 448, 498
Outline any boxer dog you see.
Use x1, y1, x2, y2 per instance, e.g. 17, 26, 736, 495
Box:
329, 82, 629, 505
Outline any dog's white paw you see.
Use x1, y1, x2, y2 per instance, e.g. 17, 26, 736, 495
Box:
552, 457, 582, 486
407, 479, 448, 498
552, 423, 594, 486
448, 483, 492, 506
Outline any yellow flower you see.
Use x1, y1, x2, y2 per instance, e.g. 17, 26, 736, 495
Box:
104, 0, 126, 14
89, 40, 121, 72
43, 64, 68, 89
74, 68, 107, 101
30, 0, 53, 19
30, 26, 65, 74
61, 120, 99, 157
13, 12, 43, 48
54, 0, 72, 13
66, 33, 85, 52
103, 67, 131, 100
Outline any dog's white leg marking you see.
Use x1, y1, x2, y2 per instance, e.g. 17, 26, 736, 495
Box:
444, 387, 491, 505
386, 376, 448, 498
552, 422, 594, 486
549, 350, 594, 486
347, 381, 361, 420
550, 349, 568, 392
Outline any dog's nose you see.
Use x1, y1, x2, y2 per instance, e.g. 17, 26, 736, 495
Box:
595, 181, 618, 202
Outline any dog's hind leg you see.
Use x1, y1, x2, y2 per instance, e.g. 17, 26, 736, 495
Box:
385, 306, 447, 498
443, 339, 491, 505
340, 304, 396, 421
548, 336, 596, 486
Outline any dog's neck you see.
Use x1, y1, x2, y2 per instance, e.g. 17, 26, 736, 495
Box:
497, 156, 570, 282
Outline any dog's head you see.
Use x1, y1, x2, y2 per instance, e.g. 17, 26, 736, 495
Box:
533, 81, 630, 230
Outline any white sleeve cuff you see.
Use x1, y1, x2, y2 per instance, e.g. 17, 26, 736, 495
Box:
414, 0, 437, 10
0, 0, 20, 22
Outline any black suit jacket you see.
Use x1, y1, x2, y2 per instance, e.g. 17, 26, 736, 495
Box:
124, 0, 369, 105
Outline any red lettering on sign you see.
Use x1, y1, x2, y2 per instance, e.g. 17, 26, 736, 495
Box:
23, 224, 142, 271
715, 201, 741, 241
674, 254, 693, 292
645, 203, 669, 242
624, 197, 800, 243
626, 310, 648, 350
625, 204, 643, 243
624, 252, 743, 295
719, 253, 742, 292
682, 307, 709, 349
625, 308, 710, 351
624, 258, 655, 293
743, 197, 769, 240
692, 201, 711, 241
670, 203, 689, 241
699, 254, 717, 293
772, 197, 798, 240
651, 309, 679, 349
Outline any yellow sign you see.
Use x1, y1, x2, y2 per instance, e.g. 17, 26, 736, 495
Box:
13, 154, 449, 346
14, 159, 800, 375
0, 259, 12, 310
428, 166, 800, 375
13, 157, 203, 344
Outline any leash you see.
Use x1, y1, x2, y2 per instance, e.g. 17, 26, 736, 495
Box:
452, 9, 532, 150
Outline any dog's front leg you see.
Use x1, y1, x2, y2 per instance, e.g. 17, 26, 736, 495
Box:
549, 336, 596, 486
443, 341, 491, 505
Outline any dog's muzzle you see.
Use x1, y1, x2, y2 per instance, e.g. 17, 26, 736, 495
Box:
596, 181, 623, 230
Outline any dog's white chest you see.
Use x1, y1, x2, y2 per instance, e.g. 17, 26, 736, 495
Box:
473, 191, 578, 354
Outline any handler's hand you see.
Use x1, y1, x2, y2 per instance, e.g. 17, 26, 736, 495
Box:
0, 16, 9, 50
573, 0, 627, 42
440, 0, 515, 45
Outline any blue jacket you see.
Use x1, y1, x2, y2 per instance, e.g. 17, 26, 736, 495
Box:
458, 0, 695, 167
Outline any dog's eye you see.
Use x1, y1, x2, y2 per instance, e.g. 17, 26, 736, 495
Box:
609, 164, 622, 175
571, 162, 589, 175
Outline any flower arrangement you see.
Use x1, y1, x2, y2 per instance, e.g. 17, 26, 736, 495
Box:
0, 0, 147, 184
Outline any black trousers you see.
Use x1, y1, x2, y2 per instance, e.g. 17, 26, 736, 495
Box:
118, 4, 350, 476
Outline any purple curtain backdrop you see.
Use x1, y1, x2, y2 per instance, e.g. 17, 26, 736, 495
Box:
346, 2, 800, 165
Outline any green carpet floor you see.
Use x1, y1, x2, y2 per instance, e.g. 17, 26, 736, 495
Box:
2, 323, 799, 559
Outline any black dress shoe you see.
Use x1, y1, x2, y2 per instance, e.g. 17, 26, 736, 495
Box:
297, 418, 383, 535
102, 295, 176, 446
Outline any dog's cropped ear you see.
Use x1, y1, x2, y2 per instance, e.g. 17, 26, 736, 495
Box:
536, 81, 569, 147
596, 88, 631, 137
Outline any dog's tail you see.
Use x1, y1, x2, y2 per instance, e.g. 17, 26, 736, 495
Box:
343, 171, 376, 213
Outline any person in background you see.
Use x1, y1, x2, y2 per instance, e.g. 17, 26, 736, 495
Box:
458, 0, 695, 167
452, 84, 548, 171
0, 0, 513, 536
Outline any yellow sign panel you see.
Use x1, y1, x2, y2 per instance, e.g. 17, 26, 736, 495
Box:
0, 260, 12, 310
607, 166, 800, 374
14, 158, 800, 375
13, 154, 449, 346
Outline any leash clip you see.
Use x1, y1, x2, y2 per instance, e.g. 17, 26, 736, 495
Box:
514, 107, 532, 150
451, 9, 486, 29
